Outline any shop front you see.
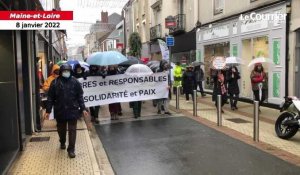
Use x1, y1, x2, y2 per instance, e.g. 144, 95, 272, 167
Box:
196, 2, 287, 105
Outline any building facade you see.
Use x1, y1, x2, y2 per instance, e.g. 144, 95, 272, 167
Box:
197, 0, 289, 105
0, 0, 66, 174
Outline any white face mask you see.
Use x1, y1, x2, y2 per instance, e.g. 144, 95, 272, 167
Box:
77, 70, 83, 74
62, 71, 71, 78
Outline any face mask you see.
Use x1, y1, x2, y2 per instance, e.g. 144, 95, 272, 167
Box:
77, 70, 82, 74
62, 71, 71, 78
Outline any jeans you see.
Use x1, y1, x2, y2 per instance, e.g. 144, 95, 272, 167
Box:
57, 119, 77, 153
253, 89, 266, 106
185, 92, 194, 101
157, 99, 169, 112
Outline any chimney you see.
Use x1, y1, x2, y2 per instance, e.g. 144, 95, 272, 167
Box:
101, 11, 108, 23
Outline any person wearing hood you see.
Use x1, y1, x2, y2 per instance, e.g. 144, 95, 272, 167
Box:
182, 65, 196, 102
156, 60, 172, 115
173, 62, 183, 94
45, 64, 88, 158
73, 64, 87, 80
250, 62, 267, 112
42, 64, 60, 92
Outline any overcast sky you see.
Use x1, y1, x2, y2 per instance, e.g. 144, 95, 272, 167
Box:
60, 0, 128, 47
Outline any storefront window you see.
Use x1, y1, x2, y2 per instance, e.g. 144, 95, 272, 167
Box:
203, 42, 229, 90
241, 36, 269, 99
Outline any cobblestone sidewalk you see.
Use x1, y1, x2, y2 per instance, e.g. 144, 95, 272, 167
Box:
8, 119, 111, 175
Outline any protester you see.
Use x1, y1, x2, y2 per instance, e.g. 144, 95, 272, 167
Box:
42, 64, 60, 92
45, 64, 88, 158
226, 66, 240, 110
107, 65, 122, 120
87, 65, 102, 124
73, 64, 87, 80
250, 63, 267, 112
211, 69, 227, 113
182, 65, 196, 102
194, 65, 206, 97
157, 60, 171, 115
130, 101, 142, 118
173, 62, 183, 95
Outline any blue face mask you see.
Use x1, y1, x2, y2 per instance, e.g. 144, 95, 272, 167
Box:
62, 71, 71, 78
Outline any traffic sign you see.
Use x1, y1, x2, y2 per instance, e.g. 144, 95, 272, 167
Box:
166, 36, 174, 47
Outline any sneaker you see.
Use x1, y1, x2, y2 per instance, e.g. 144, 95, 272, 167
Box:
68, 152, 76, 158
157, 110, 161, 114
164, 112, 171, 115
60, 144, 66, 150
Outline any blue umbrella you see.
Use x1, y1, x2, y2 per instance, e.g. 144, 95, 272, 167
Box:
67, 60, 90, 71
87, 51, 127, 66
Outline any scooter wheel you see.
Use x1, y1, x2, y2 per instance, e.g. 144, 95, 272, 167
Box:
275, 112, 299, 139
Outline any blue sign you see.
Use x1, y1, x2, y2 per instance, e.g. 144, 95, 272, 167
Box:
166, 36, 174, 47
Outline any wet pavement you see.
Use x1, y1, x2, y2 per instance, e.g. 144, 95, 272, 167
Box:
96, 117, 300, 175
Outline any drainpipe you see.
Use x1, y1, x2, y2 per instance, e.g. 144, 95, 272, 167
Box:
285, 4, 291, 97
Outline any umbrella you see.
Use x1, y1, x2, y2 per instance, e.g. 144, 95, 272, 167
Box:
87, 51, 127, 66
225, 56, 244, 65
57, 60, 67, 66
191, 61, 205, 67
67, 60, 90, 71
125, 64, 153, 76
247, 57, 274, 69
119, 56, 142, 67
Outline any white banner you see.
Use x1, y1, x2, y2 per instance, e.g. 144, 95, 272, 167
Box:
158, 39, 169, 61
78, 73, 169, 107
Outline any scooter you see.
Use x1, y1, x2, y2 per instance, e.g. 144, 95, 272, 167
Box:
275, 96, 300, 139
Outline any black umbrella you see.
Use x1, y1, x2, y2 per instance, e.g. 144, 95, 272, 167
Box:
118, 57, 142, 67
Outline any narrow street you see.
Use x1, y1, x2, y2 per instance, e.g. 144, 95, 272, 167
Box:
96, 117, 300, 175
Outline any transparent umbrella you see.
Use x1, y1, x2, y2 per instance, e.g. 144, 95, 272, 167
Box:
125, 64, 153, 76
225, 56, 244, 65
248, 57, 274, 69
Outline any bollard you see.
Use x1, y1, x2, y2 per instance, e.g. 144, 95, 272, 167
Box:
253, 101, 259, 142
217, 95, 222, 126
176, 86, 180, 109
193, 90, 197, 117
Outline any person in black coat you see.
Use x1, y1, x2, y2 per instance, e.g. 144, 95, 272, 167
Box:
211, 69, 227, 113
87, 65, 103, 124
73, 63, 87, 80
226, 66, 240, 110
107, 66, 122, 120
182, 65, 197, 101
45, 64, 88, 158
194, 65, 206, 97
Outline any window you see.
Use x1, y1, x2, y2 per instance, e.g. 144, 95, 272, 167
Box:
214, 0, 224, 15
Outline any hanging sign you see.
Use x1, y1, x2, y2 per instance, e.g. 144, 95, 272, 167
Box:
212, 56, 226, 70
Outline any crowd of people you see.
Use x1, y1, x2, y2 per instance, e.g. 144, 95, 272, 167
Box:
40, 57, 267, 159
174, 62, 267, 114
